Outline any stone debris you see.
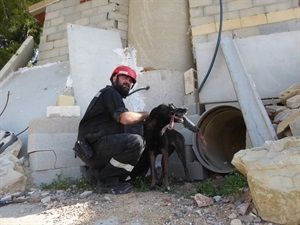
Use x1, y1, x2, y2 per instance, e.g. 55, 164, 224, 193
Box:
0, 129, 27, 195
0, 185, 279, 225
232, 137, 300, 225
266, 84, 300, 137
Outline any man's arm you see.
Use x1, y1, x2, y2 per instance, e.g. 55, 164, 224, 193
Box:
119, 111, 149, 125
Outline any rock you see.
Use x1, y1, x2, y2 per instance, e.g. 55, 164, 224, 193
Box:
277, 110, 300, 134
236, 202, 250, 216
289, 116, 300, 136
279, 84, 300, 104
79, 190, 93, 198
0, 143, 27, 195
230, 218, 242, 225
286, 94, 300, 109
231, 137, 300, 225
193, 193, 214, 207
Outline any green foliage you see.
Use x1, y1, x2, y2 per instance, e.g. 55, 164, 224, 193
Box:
0, 0, 42, 69
40, 176, 95, 194
195, 170, 248, 197
131, 176, 151, 192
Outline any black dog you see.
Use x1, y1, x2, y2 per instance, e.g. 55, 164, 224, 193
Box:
131, 104, 191, 191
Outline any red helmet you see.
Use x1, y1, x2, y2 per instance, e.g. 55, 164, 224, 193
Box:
110, 66, 137, 85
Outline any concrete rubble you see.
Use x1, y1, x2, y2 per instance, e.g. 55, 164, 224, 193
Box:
230, 84, 300, 225
232, 137, 300, 225
0, 129, 27, 195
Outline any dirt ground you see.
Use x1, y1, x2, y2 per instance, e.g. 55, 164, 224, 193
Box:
0, 180, 278, 225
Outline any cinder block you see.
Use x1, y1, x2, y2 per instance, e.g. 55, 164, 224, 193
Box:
216, 18, 241, 31
227, 0, 253, 11
184, 68, 198, 95
169, 146, 207, 181
241, 14, 267, 27
30, 166, 82, 186
29, 151, 56, 171
54, 148, 84, 168
294, 7, 300, 18
192, 23, 216, 36
28, 133, 77, 153
29, 117, 80, 133
190, 16, 214, 27
47, 106, 80, 117
267, 9, 295, 23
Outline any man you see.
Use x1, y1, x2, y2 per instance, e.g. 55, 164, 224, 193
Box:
75, 65, 149, 194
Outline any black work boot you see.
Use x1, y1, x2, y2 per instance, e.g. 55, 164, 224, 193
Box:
83, 168, 101, 185
96, 177, 133, 195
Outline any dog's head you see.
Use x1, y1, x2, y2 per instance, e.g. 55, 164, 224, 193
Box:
148, 104, 188, 130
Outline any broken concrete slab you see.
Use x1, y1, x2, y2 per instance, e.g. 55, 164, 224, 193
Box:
67, 24, 123, 113
195, 31, 300, 104
0, 61, 70, 156
231, 137, 300, 225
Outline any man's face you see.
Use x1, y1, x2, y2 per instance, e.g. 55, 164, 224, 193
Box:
112, 74, 134, 98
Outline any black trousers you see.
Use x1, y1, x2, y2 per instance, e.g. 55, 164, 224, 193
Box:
85, 133, 145, 182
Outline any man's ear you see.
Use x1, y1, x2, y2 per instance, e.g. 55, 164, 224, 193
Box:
112, 75, 117, 83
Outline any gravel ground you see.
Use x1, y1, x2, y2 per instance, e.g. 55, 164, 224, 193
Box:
0, 181, 279, 225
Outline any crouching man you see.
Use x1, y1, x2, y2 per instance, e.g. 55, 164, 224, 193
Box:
74, 66, 149, 194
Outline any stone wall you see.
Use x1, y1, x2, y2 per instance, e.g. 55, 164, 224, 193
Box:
37, 0, 129, 65
189, 0, 300, 58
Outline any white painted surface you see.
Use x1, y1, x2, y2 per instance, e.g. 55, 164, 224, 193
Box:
0, 62, 70, 156
196, 31, 300, 104
67, 24, 123, 113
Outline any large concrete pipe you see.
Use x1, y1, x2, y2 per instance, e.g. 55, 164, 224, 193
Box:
192, 105, 247, 173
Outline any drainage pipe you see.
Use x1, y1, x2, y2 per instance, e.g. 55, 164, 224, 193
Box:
192, 105, 247, 173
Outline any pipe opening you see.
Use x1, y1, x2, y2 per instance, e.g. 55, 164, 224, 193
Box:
193, 106, 246, 173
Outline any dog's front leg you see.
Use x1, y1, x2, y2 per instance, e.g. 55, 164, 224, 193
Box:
161, 149, 170, 191
149, 150, 157, 190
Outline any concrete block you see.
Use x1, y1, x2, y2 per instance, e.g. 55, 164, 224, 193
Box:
239, 6, 266, 17
183, 92, 200, 106
190, 16, 214, 27
295, 7, 300, 18
30, 166, 82, 186
74, 17, 90, 26
214, 11, 240, 22
184, 68, 198, 95
216, 18, 241, 31
169, 146, 207, 181
189, 7, 204, 18
28, 133, 77, 153
29, 148, 83, 171
241, 14, 267, 27
47, 106, 80, 117
54, 38, 68, 48
45, 10, 59, 20
55, 95, 75, 106
92, 0, 109, 7
28, 117, 80, 133
65, 12, 81, 23
54, 149, 84, 168
265, 2, 293, 12
51, 16, 65, 26
98, 3, 117, 14
192, 23, 216, 36
109, 0, 128, 7
267, 9, 295, 23
81, 7, 98, 18
227, 0, 253, 11
29, 151, 56, 171
204, 4, 224, 16
108, 11, 128, 22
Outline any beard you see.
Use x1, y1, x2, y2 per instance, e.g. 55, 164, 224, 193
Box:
113, 77, 130, 98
